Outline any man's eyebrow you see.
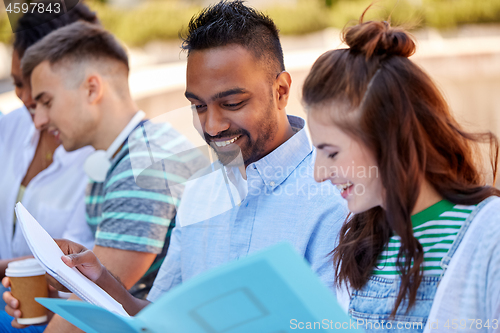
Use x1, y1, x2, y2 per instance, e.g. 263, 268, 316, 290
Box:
211, 88, 247, 101
185, 91, 201, 101
34, 92, 46, 102
184, 88, 248, 103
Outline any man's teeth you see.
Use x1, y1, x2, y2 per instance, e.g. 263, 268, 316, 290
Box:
336, 182, 353, 193
214, 135, 240, 147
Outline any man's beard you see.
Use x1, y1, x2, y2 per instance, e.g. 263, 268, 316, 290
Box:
204, 102, 278, 167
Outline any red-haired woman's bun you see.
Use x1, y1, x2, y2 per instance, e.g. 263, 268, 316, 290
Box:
343, 20, 416, 59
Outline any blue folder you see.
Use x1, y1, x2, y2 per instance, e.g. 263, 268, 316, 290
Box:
37, 243, 362, 333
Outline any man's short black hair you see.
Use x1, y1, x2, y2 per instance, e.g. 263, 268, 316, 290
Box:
14, 2, 99, 57
22, 21, 129, 80
182, 0, 285, 75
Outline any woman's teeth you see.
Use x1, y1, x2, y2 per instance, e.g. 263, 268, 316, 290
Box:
336, 181, 353, 193
214, 135, 241, 147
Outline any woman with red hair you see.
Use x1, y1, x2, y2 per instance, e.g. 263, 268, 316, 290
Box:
303, 13, 500, 332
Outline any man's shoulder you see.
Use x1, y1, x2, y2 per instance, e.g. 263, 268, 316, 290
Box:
130, 121, 196, 155
104, 148, 136, 185
1, 107, 29, 123
281, 152, 347, 216
288, 152, 338, 193
99, 147, 164, 199
126, 121, 210, 180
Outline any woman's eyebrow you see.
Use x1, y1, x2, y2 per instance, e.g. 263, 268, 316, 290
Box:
316, 143, 338, 149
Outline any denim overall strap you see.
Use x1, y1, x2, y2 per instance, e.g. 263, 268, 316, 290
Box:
439, 196, 497, 278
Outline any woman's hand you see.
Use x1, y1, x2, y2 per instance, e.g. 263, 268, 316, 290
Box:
2, 277, 29, 329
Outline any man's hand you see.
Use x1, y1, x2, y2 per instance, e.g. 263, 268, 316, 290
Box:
55, 239, 104, 282
2, 277, 28, 329
45, 273, 71, 293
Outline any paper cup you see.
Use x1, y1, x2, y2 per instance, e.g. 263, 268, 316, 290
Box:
5, 258, 48, 325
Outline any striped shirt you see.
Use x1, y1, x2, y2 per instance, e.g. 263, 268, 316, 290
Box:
373, 200, 475, 276
86, 121, 208, 298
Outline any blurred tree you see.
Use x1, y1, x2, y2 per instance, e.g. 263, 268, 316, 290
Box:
15, 0, 496, 47
325, 0, 337, 7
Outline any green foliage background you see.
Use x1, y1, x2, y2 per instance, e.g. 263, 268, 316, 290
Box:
1, 0, 500, 46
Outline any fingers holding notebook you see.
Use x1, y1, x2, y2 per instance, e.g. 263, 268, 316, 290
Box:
55, 239, 104, 283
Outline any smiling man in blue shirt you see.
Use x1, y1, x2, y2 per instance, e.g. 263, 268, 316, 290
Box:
2, 0, 349, 318
148, 0, 348, 300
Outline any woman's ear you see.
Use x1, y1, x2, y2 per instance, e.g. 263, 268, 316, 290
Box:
275, 71, 292, 111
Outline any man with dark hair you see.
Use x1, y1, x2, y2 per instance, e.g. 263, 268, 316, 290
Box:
21, 21, 130, 100
2, 21, 205, 332
182, 0, 285, 83
13, 3, 99, 57
3, 1, 347, 323
150, 0, 346, 299
182, 0, 289, 168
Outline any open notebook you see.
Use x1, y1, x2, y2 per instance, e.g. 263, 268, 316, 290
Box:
14, 202, 128, 317
16, 202, 360, 333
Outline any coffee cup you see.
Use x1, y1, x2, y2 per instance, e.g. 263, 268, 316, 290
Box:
5, 258, 48, 325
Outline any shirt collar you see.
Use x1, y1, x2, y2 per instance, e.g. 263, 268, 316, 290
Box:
248, 115, 312, 189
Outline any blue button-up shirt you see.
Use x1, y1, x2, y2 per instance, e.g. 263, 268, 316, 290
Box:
148, 115, 348, 302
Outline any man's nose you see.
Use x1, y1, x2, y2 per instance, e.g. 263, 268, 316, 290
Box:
204, 107, 230, 137
33, 107, 49, 130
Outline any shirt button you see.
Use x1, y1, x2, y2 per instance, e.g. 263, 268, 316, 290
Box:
270, 181, 275, 186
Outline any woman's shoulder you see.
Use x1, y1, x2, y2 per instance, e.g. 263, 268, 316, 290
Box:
475, 196, 500, 220
468, 196, 500, 243
0, 107, 34, 141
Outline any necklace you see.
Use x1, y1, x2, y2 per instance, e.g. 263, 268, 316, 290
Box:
20, 129, 56, 187
39, 130, 55, 171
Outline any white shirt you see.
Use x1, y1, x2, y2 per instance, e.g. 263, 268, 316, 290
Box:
0, 107, 95, 259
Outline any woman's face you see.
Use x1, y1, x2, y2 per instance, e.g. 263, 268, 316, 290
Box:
308, 110, 384, 214
11, 49, 36, 117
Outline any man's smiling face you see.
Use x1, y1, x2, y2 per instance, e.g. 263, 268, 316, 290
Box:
185, 44, 281, 167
